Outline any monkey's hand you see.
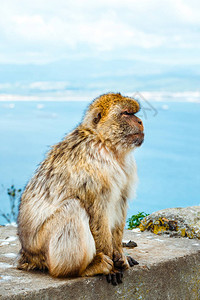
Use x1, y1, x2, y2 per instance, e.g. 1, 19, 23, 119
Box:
112, 251, 129, 271
106, 269, 123, 285
106, 253, 139, 285
113, 251, 139, 270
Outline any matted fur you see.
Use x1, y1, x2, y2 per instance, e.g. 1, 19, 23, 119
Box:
17, 93, 144, 278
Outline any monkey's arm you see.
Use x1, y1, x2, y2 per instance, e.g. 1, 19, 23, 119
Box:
112, 223, 125, 254
89, 214, 114, 258
112, 196, 127, 257
89, 215, 126, 286
112, 221, 130, 270
111, 194, 139, 270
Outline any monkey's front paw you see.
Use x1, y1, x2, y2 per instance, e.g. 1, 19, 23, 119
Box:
113, 252, 129, 271
127, 256, 139, 267
106, 270, 123, 285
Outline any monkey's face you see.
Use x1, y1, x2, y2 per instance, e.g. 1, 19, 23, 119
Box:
118, 108, 144, 148
100, 102, 144, 151
85, 93, 144, 152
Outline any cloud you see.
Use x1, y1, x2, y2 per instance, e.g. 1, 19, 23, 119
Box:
0, 81, 70, 93
173, 0, 200, 24
29, 81, 69, 91
0, 0, 199, 64
0, 83, 12, 90
4, 9, 165, 50
1, 91, 200, 102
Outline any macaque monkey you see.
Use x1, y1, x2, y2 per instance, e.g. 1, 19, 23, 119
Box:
17, 93, 144, 285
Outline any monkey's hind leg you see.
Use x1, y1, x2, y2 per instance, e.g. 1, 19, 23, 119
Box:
46, 199, 96, 277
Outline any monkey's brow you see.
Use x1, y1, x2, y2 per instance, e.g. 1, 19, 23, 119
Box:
121, 111, 135, 115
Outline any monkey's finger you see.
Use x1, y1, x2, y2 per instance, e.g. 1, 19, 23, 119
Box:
106, 274, 111, 283
128, 256, 139, 267
111, 273, 117, 286
116, 271, 123, 284
127, 256, 139, 267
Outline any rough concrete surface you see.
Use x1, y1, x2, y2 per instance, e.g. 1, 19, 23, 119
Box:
0, 225, 200, 300
140, 206, 200, 239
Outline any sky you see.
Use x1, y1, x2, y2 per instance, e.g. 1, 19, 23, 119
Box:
0, 0, 200, 100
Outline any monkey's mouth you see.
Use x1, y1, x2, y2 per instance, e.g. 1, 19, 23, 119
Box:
131, 132, 144, 146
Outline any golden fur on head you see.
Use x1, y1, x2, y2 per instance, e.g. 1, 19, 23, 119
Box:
88, 93, 140, 118
83, 93, 139, 127
17, 92, 144, 282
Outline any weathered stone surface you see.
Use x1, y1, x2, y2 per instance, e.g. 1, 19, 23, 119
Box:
0, 225, 200, 300
140, 206, 200, 239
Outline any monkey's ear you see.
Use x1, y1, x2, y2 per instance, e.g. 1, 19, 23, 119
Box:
82, 107, 102, 128
93, 112, 101, 125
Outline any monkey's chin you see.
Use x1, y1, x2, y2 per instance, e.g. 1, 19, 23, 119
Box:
132, 132, 144, 147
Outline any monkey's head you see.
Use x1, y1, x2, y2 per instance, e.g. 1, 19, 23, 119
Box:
83, 93, 144, 152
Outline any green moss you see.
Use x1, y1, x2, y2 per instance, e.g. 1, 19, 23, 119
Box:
127, 212, 149, 229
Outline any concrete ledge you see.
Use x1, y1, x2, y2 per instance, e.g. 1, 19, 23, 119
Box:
0, 226, 200, 300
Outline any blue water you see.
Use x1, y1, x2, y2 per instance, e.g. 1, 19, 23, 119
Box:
0, 101, 200, 225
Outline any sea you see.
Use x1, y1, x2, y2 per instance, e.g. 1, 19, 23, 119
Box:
0, 99, 200, 225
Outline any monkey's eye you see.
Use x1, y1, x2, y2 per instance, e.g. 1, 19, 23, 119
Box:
93, 112, 101, 125
121, 111, 135, 116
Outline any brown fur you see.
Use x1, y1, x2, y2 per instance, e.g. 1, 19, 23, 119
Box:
17, 92, 144, 278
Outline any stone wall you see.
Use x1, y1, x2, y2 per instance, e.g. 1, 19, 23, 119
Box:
0, 220, 200, 299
